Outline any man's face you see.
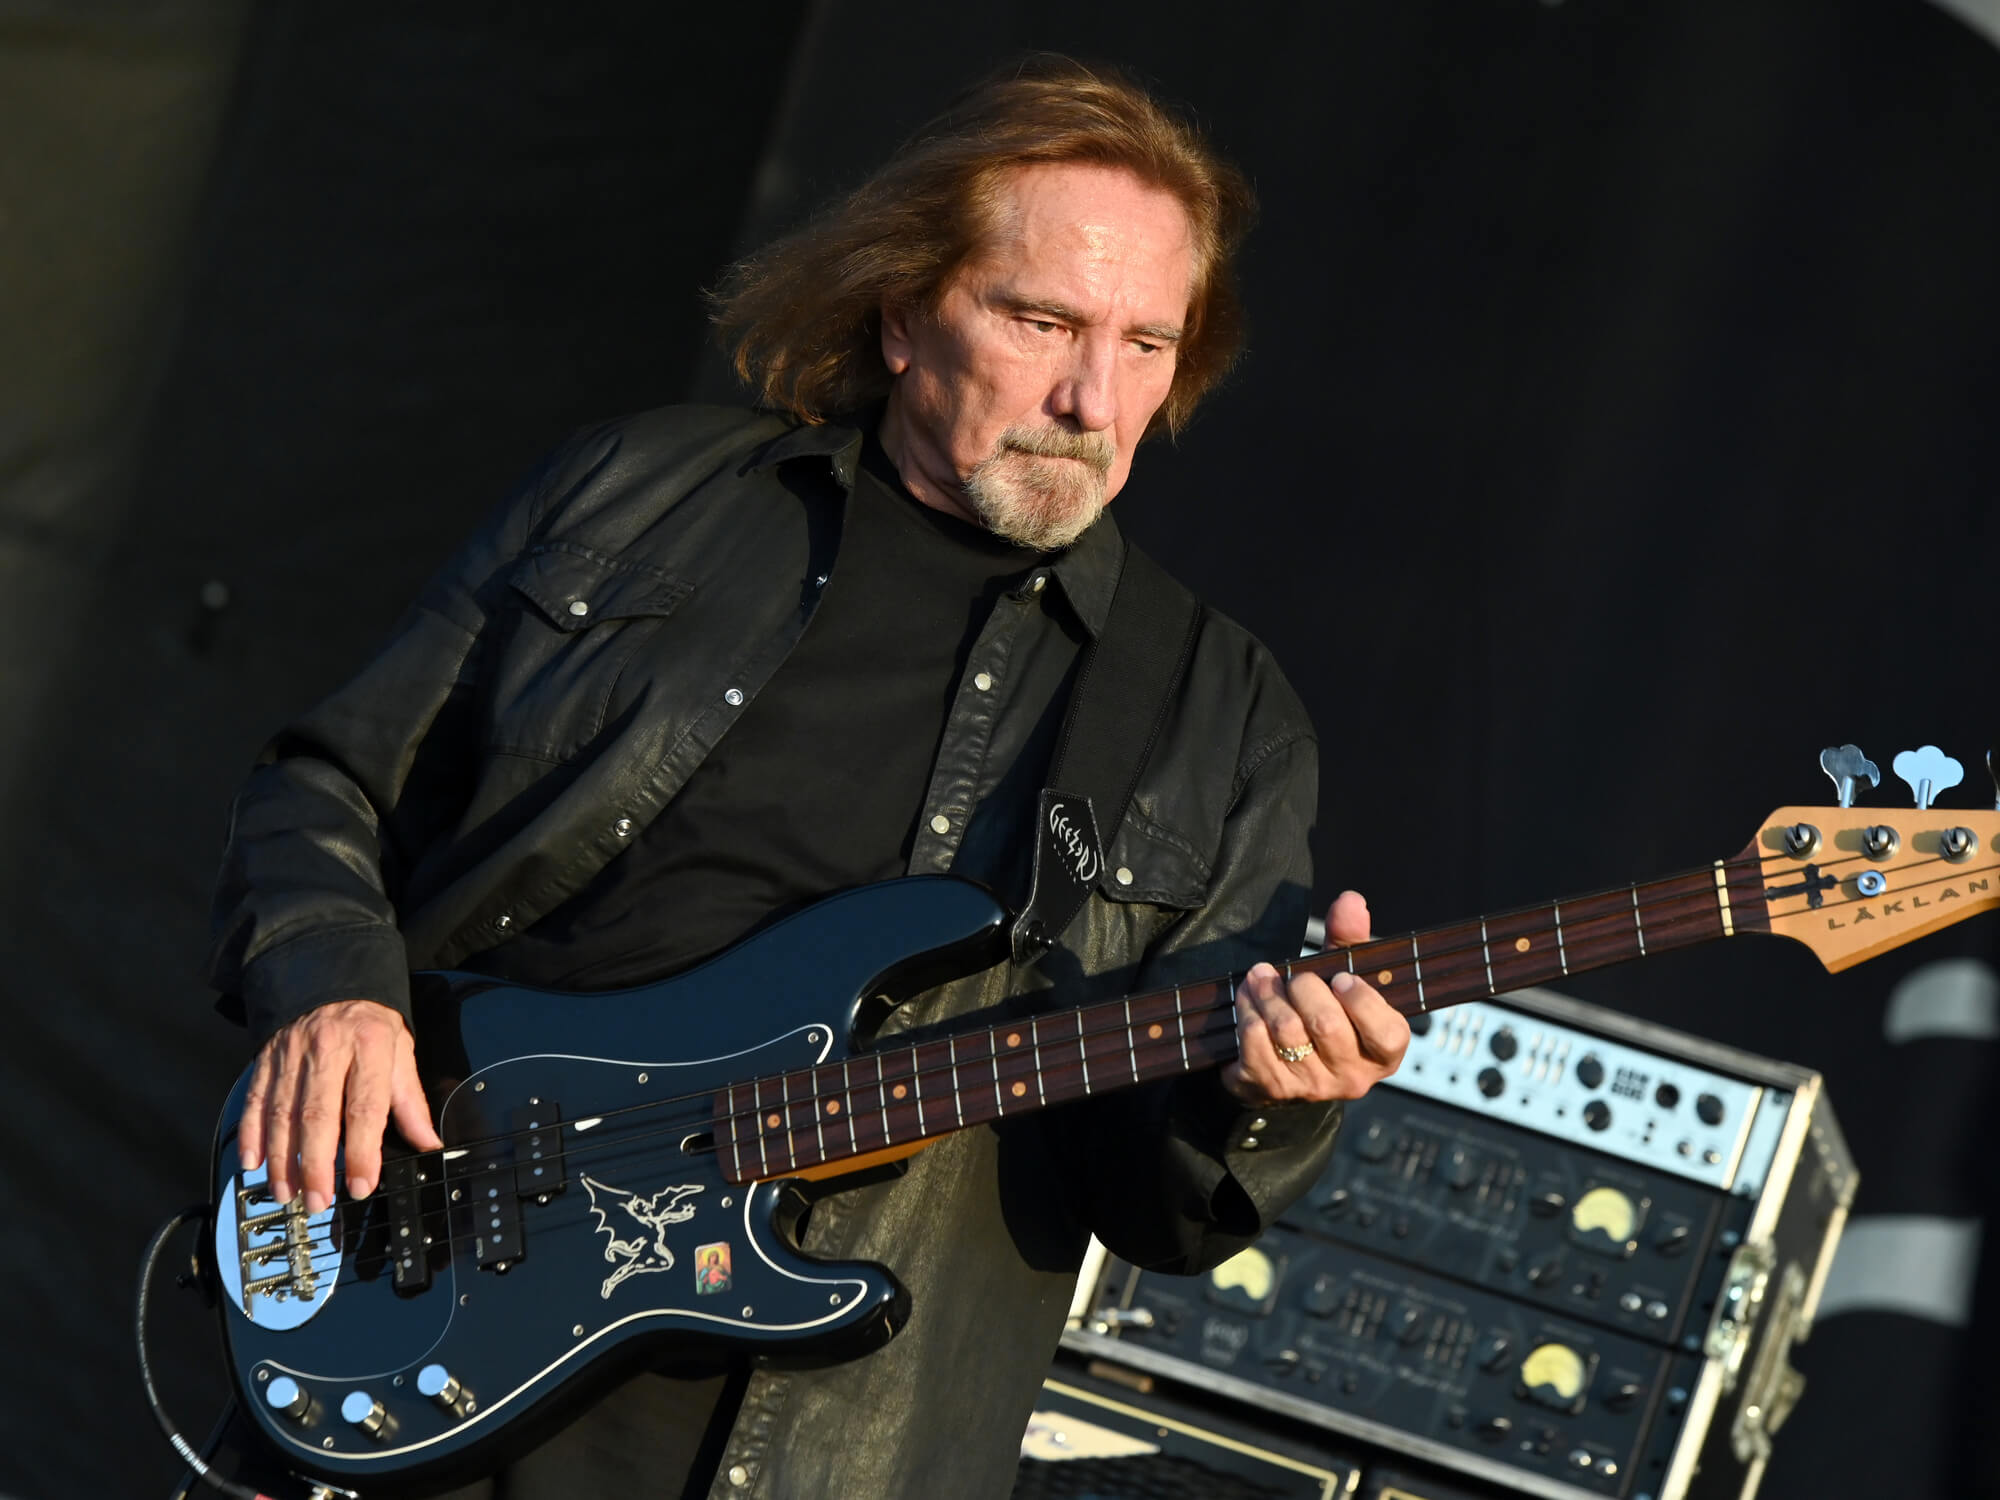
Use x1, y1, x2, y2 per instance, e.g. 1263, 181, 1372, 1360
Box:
880, 162, 1194, 549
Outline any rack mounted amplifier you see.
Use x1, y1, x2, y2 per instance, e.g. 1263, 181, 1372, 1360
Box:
1062, 986, 1855, 1500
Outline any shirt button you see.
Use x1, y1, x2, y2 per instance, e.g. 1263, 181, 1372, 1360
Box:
727, 1465, 750, 1488
567, 599, 589, 617
495, 914, 512, 929
930, 814, 950, 835
612, 817, 633, 837
1114, 867, 1134, 886
1250, 1117, 1269, 1133
724, 688, 745, 706
973, 672, 993, 691
1240, 1136, 1259, 1150
1031, 575, 1047, 592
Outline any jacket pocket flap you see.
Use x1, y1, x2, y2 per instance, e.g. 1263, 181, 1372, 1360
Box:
508, 544, 692, 630
1096, 817, 1210, 909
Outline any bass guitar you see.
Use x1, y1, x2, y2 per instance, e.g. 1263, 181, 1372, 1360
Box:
207, 753, 1998, 1494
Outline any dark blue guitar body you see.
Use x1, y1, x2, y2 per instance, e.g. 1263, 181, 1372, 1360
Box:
209, 876, 1011, 1496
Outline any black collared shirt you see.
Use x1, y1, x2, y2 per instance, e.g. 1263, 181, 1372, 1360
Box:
467, 431, 1045, 990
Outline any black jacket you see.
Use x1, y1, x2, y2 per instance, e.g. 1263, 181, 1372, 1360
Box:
208, 406, 1342, 1498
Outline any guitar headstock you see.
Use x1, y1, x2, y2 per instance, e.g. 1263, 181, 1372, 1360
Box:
1746, 744, 2000, 971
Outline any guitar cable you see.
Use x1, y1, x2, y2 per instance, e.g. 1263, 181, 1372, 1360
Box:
136, 1204, 285, 1500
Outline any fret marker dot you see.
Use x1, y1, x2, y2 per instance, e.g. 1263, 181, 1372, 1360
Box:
1148, 1024, 1163, 1039
1515, 937, 1531, 952
1011, 1082, 1027, 1098
1377, 969, 1394, 986
892, 1084, 907, 1100
825, 1100, 841, 1116
1006, 1032, 1022, 1047
765, 1113, 781, 1129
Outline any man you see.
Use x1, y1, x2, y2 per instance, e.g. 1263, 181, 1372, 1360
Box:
209, 57, 1408, 1498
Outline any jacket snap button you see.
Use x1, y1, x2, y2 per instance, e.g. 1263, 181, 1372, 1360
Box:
930, 814, 950, 835
973, 672, 993, 691
724, 688, 745, 706
613, 817, 633, 837
727, 1465, 750, 1487
496, 914, 512, 929
1240, 1136, 1260, 1150
1030, 575, 1047, 592
1115, 866, 1133, 886
567, 600, 589, 617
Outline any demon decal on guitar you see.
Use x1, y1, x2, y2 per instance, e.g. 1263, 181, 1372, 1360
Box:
581, 1176, 705, 1299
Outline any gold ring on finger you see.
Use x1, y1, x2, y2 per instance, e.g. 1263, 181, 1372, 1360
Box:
1276, 1042, 1314, 1064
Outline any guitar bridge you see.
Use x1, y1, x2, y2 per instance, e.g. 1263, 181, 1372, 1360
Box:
217, 1161, 340, 1329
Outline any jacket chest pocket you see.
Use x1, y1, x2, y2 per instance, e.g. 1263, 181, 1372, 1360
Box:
483, 543, 694, 759
1082, 816, 1213, 960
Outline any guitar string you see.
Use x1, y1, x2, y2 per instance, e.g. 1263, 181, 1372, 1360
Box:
250, 846, 1995, 1279
282, 842, 1984, 1196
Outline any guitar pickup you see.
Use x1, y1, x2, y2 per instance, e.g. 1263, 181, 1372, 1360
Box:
465, 1153, 525, 1271
381, 1152, 434, 1295
512, 1103, 566, 1200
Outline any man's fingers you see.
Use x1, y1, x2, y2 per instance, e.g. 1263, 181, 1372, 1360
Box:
341, 1043, 394, 1203
261, 1034, 301, 1204
390, 1046, 444, 1155
1324, 889, 1372, 948
1330, 969, 1412, 1067
238, 1047, 275, 1172
293, 1037, 351, 1216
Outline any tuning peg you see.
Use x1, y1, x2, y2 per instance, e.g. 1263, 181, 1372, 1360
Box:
1819, 745, 1880, 809
1892, 746, 1963, 810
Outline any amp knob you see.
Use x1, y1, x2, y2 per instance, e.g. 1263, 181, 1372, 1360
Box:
1490, 1027, 1518, 1061
1696, 1093, 1726, 1126
1477, 1066, 1506, 1099
1575, 1054, 1605, 1089
1583, 1099, 1612, 1132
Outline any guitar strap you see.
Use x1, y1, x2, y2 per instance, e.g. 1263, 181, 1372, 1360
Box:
1009, 538, 1204, 964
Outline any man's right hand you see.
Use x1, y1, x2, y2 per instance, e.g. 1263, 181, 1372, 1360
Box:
238, 998, 445, 1214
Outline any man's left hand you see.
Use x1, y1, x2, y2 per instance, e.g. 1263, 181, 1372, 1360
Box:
1221, 889, 1410, 1106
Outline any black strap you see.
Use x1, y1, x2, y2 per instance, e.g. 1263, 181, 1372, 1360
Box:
1010, 540, 1204, 963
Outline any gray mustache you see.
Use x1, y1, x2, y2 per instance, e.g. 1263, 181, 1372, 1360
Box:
1001, 427, 1115, 474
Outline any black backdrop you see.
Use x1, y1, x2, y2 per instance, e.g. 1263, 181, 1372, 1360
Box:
5, 3, 1997, 1496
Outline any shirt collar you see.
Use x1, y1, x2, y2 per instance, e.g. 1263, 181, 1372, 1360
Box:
750, 412, 1127, 639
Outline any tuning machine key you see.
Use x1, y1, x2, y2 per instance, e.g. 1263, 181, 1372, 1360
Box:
1892, 746, 1963, 810
1819, 745, 1880, 808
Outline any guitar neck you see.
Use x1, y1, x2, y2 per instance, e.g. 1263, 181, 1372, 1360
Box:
715, 855, 1771, 1184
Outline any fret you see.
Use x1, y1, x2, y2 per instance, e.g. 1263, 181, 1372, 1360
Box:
990, 1028, 1005, 1117
1124, 998, 1138, 1085
841, 1059, 858, 1155
949, 1036, 965, 1127
913, 1045, 927, 1137
811, 1066, 828, 1166
1031, 1016, 1047, 1107
775, 1069, 793, 1173
1409, 935, 1426, 1012
752, 1075, 770, 1178
1631, 885, 1647, 955
1078, 1016, 1092, 1095
1480, 918, 1494, 994
1176, 987, 1189, 1069
1553, 901, 1569, 975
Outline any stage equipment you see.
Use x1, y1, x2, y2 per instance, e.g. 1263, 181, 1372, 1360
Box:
1064, 985, 1855, 1500
1017, 1365, 1363, 1498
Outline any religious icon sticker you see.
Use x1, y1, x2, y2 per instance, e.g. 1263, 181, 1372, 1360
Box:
694, 1241, 733, 1295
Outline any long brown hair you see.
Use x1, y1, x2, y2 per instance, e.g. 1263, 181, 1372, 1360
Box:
711, 55, 1256, 436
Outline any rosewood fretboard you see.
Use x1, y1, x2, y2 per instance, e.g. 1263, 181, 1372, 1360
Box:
715, 856, 1772, 1184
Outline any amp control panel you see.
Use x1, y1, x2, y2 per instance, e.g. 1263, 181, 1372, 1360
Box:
1393, 995, 1792, 1196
